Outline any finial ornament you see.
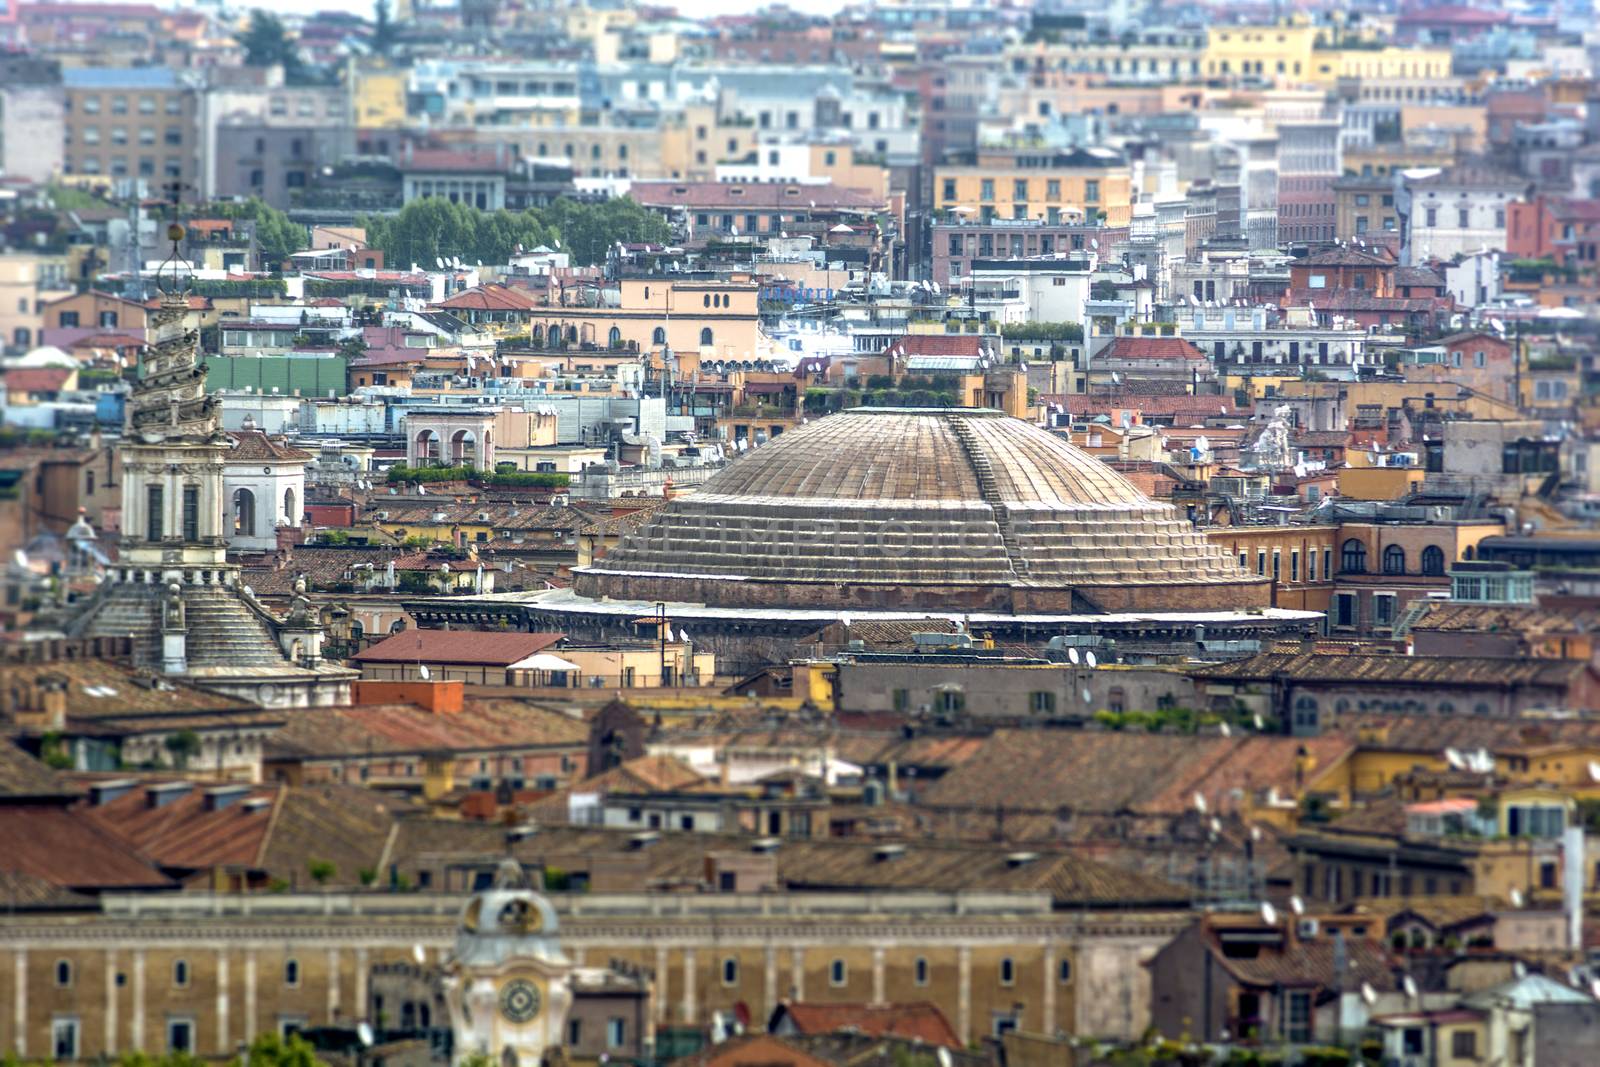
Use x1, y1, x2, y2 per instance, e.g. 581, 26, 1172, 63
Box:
157, 179, 194, 297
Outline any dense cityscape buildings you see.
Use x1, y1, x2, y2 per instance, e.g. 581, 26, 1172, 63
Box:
6, 0, 1600, 1065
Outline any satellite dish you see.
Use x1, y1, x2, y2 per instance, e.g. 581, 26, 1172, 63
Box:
435, 256, 444, 269
1514, 961, 1527, 978
936, 1049, 953, 1067
1081, 688, 1093, 704
1588, 761, 1600, 784
1260, 901, 1277, 925
1193, 791, 1208, 815
1253, 713, 1265, 731
1589, 978, 1600, 1001
1510, 887, 1524, 908
1290, 895, 1305, 916
412, 944, 426, 964
1219, 722, 1231, 738
1209, 816, 1222, 834
357, 1022, 374, 1048
1445, 747, 1465, 770
1084, 650, 1098, 669
1067, 647, 1081, 665
418, 664, 431, 680
1403, 975, 1419, 1000
1249, 825, 1261, 842
1360, 982, 1376, 1006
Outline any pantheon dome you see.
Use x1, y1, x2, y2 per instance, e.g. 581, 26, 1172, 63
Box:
574, 409, 1268, 613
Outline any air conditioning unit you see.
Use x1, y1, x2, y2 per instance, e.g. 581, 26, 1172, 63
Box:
1297, 918, 1320, 939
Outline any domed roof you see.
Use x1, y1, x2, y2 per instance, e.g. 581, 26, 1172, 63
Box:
576, 409, 1266, 614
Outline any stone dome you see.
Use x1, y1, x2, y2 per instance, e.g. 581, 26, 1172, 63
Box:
576, 409, 1267, 613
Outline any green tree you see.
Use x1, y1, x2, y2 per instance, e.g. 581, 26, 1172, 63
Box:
235, 1031, 328, 1067
238, 12, 304, 81
307, 859, 336, 885
164, 730, 201, 770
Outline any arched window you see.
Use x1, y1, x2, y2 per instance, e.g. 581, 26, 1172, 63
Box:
531, 325, 544, 346
1474, 702, 1491, 716
652, 326, 667, 345
829, 959, 847, 986
608, 326, 622, 348
1382, 545, 1406, 575
914, 957, 929, 986
565, 325, 577, 344
1293, 695, 1319, 732
999, 957, 1015, 985
1421, 545, 1446, 576
284, 959, 299, 986
699, 327, 714, 347
232, 487, 256, 537
1341, 538, 1367, 574
283, 487, 296, 524
173, 959, 189, 987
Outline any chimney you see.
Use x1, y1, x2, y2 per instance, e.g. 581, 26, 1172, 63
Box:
351, 678, 465, 714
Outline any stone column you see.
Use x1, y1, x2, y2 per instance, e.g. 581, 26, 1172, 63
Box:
680, 949, 696, 1024
216, 951, 230, 1054
13, 949, 26, 1056
872, 947, 886, 1003
1042, 945, 1057, 1035
244, 949, 257, 1043
132, 949, 146, 1051
354, 948, 369, 1021
326, 949, 340, 1022
956, 946, 972, 1047
654, 947, 669, 1023
105, 949, 118, 1054
763, 947, 778, 1019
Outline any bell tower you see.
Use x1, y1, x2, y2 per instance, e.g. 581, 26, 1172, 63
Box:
442, 861, 574, 1067
119, 192, 230, 575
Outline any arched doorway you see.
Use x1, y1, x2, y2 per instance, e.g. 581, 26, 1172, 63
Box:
414, 429, 440, 465
232, 488, 256, 536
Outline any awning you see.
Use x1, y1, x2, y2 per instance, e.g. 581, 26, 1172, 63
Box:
509, 653, 581, 672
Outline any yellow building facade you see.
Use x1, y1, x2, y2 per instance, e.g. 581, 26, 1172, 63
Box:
932, 161, 1132, 226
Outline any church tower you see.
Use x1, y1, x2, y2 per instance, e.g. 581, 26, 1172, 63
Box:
442, 861, 574, 1067
69, 216, 356, 709
120, 292, 230, 574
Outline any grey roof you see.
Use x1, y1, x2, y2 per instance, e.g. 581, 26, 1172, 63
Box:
62, 68, 185, 90
1461, 973, 1594, 1010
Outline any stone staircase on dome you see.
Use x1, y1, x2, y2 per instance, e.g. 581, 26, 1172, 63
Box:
178, 584, 290, 668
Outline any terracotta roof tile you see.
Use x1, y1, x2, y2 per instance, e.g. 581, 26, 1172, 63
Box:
1099, 336, 1208, 361
227, 430, 312, 462
265, 698, 587, 760
0, 801, 173, 892
353, 630, 565, 666
772, 1002, 961, 1048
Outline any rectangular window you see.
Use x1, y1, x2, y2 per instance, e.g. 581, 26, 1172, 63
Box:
980, 179, 994, 202
1286, 991, 1311, 1043
59, 310, 80, 328
1451, 1031, 1476, 1058
1335, 593, 1357, 628
147, 485, 164, 542
1047, 179, 1061, 199
1290, 550, 1300, 582
168, 1019, 194, 1054
1374, 594, 1395, 628
606, 1018, 626, 1049
1013, 179, 1028, 201
1085, 180, 1099, 202
53, 1019, 80, 1061
1272, 550, 1281, 582
1257, 550, 1266, 576
182, 486, 198, 542
942, 178, 956, 201
1322, 549, 1332, 583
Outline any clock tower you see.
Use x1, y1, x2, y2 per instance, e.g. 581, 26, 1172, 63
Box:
442, 861, 574, 1067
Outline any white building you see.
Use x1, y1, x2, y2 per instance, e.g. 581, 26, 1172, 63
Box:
223, 424, 309, 553
1400, 163, 1531, 265
966, 256, 1093, 326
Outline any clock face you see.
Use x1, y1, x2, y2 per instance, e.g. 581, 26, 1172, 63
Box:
500, 979, 541, 1024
